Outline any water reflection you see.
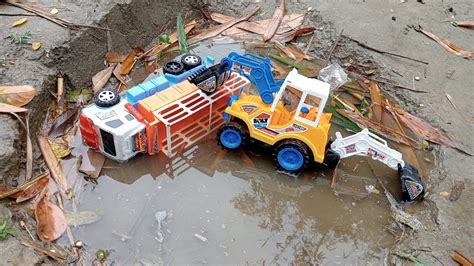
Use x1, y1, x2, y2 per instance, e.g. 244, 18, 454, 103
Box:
71, 133, 397, 264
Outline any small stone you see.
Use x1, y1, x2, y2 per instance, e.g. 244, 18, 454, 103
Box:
351, 202, 356, 206
392, 16, 396, 21
414, 76, 421, 81
419, 103, 424, 107
74, 240, 84, 249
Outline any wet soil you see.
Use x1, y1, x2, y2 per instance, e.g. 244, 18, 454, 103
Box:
1, 0, 473, 264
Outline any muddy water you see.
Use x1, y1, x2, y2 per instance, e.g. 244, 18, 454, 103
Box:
69, 41, 432, 264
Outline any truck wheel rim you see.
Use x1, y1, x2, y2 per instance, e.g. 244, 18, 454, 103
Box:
98, 90, 114, 102
278, 147, 304, 171
220, 129, 241, 149
168, 62, 181, 71
184, 55, 199, 64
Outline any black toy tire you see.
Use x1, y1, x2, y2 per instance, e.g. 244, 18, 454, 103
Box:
216, 122, 248, 151
181, 54, 202, 70
95, 88, 120, 107
273, 139, 312, 176
163, 61, 184, 75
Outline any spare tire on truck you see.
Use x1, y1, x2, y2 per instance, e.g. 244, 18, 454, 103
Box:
181, 54, 202, 70
95, 88, 120, 107
163, 61, 184, 75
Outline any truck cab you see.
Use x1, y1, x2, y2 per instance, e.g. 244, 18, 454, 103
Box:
79, 55, 214, 161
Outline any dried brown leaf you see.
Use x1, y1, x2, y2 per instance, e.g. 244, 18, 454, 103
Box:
12, 17, 28, 27
0, 103, 28, 113
79, 150, 106, 178
92, 65, 115, 93
274, 41, 296, 60
263, 0, 285, 42
188, 7, 260, 45
369, 82, 383, 122
339, 109, 420, 148
35, 191, 67, 242
119, 47, 144, 76
210, 13, 304, 35
393, 106, 471, 155
453, 21, 474, 29
14, 177, 49, 203
105, 52, 128, 63
47, 108, 78, 139
0, 85, 36, 107
275, 26, 316, 43
418, 26, 474, 59
37, 133, 69, 193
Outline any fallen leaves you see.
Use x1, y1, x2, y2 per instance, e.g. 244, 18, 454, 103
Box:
105, 52, 128, 63
14, 177, 49, 203
369, 82, 383, 121
0, 103, 28, 113
417, 25, 474, 59
0, 85, 36, 107
12, 17, 28, 27
37, 133, 69, 195
35, 191, 67, 242
263, 0, 285, 42
452, 21, 474, 29
92, 65, 115, 93
210, 12, 305, 36
188, 7, 260, 45
118, 47, 144, 76
31, 42, 41, 50
393, 106, 471, 155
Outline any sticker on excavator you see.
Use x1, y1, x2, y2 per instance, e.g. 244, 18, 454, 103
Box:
242, 104, 257, 114
252, 113, 270, 128
345, 144, 356, 153
95, 110, 117, 120
368, 148, 386, 160
287, 123, 306, 133
232, 63, 251, 75
406, 180, 423, 200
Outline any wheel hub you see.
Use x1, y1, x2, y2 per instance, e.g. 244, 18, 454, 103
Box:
98, 90, 114, 102
184, 55, 198, 64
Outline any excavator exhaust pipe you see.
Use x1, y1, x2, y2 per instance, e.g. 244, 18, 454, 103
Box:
398, 163, 424, 202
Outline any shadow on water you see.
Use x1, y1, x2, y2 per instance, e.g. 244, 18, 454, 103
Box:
69, 39, 433, 264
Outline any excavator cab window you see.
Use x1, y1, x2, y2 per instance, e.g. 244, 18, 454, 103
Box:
281, 85, 302, 118
297, 95, 321, 123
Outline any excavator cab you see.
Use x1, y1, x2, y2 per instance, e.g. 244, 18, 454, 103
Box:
269, 69, 329, 129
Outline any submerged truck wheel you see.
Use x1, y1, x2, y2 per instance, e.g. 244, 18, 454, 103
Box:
217, 122, 247, 150
273, 139, 311, 175
95, 88, 120, 107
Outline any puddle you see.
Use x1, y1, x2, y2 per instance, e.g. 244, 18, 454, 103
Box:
67, 39, 433, 264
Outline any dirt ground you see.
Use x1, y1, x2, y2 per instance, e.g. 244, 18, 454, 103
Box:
1, 0, 473, 264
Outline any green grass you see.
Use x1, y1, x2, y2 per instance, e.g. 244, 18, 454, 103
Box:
0, 218, 15, 241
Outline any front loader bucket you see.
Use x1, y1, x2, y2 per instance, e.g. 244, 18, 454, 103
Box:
398, 164, 424, 201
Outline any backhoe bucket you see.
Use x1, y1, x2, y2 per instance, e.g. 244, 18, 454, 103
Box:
398, 164, 424, 201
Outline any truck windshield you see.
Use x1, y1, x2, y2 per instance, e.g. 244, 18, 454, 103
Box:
100, 129, 116, 156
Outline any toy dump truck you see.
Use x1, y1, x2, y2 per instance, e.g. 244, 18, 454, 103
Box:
79, 54, 250, 162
